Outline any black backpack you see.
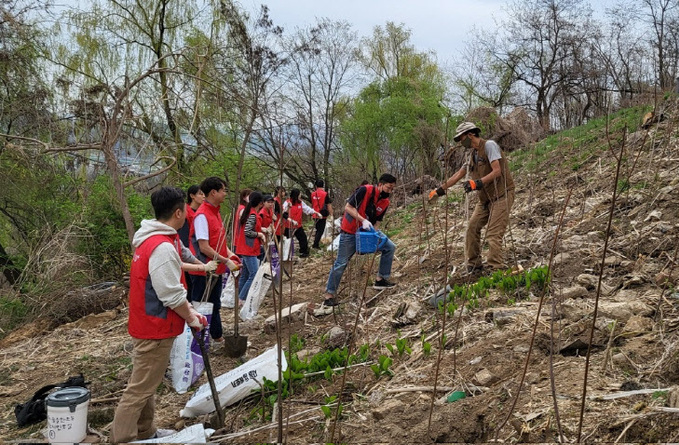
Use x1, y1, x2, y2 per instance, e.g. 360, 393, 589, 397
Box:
14, 374, 89, 427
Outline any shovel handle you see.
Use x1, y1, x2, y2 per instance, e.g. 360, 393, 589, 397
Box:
192, 328, 225, 428
233, 273, 240, 337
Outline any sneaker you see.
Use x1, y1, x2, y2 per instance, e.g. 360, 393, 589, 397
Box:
373, 278, 396, 289
151, 429, 176, 439
322, 297, 340, 307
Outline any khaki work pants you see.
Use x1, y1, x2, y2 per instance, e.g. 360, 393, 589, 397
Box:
110, 337, 174, 443
465, 190, 514, 270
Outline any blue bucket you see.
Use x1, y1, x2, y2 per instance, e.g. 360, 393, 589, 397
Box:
356, 228, 388, 254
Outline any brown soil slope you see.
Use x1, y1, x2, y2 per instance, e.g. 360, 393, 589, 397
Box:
1, 101, 679, 443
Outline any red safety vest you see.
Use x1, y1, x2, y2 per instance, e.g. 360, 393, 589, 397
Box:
311, 188, 327, 219
236, 208, 262, 257
284, 200, 304, 229
189, 201, 228, 275
186, 204, 197, 228
340, 185, 390, 234
259, 207, 273, 229
128, 234, 186, 339
233, 204, 245, 251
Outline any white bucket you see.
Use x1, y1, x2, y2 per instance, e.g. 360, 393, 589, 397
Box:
46, 387, 90, 444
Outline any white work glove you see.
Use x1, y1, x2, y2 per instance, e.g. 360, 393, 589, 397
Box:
226, 258, 241, 272
291, 220, 299, 227
258, 232, 266, 242
203, 260, 218, 273
187, 309, 208, 330
361, 219, 373, 231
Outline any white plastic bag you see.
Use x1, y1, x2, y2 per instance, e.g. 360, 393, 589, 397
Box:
180, 345, 288, 417
220, 272, 236, 308
326, 234, 341, 252
239, 262, 273, 321
132, 424, 214, 443
281, 237, 294, 261
169, 302, 213, 394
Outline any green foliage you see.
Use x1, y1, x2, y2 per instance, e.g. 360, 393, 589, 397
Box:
289, 334, 305, 354
79, 176, 150, 278
394, 331, 412, 357
320, 395, 343, 419
441, 266, 550, 312
370, 355, 394, 378
421, 334, 432, 356
510, 105, 652, 172
0, 296, 29, 334
254, 346, 371, 414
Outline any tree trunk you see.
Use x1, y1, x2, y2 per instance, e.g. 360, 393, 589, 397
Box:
0, 240, 20, 286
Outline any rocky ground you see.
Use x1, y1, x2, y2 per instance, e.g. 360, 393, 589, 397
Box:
1, 101, 679, 443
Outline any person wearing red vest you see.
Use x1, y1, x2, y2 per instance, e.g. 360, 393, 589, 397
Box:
111, 187, 210, 443
233, 188, 252, 254
283, 188, 321, 258
311, 179, 333, 249
322, 174, 398, 308
236, 191, 266, 302
259, 195, 274, 227
177, 184, 205, 298
189, 177, 239, 342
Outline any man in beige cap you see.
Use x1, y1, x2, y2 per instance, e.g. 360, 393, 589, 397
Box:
429, 122, 515, 275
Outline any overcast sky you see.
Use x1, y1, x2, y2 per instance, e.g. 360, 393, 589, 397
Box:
55, 0, 619, 64
244, 0, 506, 63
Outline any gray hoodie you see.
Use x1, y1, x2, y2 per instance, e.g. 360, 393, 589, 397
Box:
132, 219, 189, 310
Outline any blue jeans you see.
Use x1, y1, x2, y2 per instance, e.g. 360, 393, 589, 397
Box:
238, 255, 260, 301
325, 231, 396, 295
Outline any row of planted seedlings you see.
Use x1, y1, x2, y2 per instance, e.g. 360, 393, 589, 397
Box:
247, 329, 428, 425
246, 334, 371, 423
437, 266, 551, 316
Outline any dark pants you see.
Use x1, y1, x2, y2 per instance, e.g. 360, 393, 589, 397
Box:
284, 227, 309, 256
190, 274, 223, 340
312, 218, 327, 248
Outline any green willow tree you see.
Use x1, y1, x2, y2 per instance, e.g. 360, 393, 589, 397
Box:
60, 0, 201, 171
340, 22, 448, 180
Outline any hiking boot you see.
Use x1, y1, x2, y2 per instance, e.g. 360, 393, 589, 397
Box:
151, 429, 177, 439
373, 278, 396, 289
322, 297, 340, 307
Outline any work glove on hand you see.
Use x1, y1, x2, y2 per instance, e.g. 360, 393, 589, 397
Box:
203, 260, 218, 273
225, 258, 242, 272
428, 187, 445, 200
361, 219, 373, 231
291, 220, 299, 227
187, 310, 208, 330
463, 179, 483, 193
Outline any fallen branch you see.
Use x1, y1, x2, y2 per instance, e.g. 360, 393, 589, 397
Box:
386, 386, 453, 394
589, 387, 670, 400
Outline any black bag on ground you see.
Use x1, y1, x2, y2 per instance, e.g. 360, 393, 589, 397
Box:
14, 373, 89, 427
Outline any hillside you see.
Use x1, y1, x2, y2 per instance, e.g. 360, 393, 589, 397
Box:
1, 100, 679, 443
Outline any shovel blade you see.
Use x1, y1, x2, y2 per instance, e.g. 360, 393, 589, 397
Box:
224, 335, 248, 358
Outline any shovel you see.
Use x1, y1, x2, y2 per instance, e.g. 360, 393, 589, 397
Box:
192, 327, 224, 428
224, 272, 248, 357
